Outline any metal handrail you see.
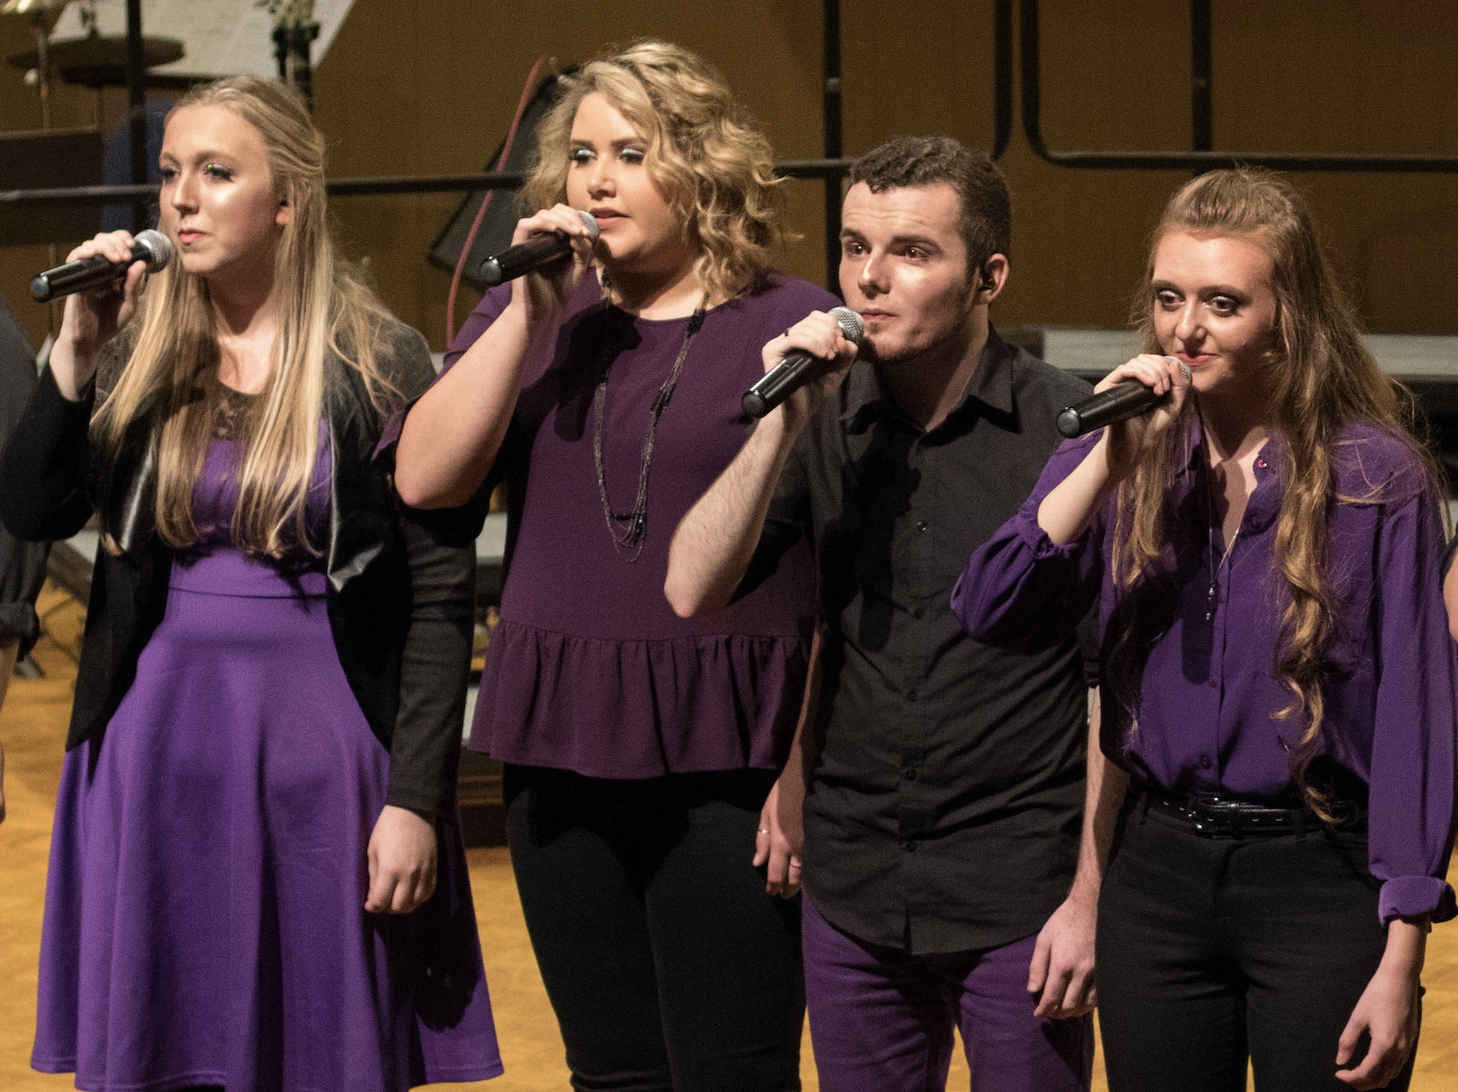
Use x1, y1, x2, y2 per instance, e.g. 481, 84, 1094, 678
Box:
0, 160, 867, 208
1019, 0, 1458, 173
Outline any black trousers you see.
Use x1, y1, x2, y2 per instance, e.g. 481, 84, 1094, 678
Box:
1096, 799, 1417, 1092
503, 764, 804, 1092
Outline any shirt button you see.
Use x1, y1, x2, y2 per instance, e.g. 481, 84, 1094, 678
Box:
902, 840, 917, 852
907, 688, 919, 702
1208, 679, 1217, 689
912, 606, 925, 619
903, 768, 918, 781
1199, 755, 1213, 770
916, 520, 928, 533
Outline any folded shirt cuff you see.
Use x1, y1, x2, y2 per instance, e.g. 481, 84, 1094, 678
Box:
1378, 875, 1457, 925
1013, 509, 1092, 561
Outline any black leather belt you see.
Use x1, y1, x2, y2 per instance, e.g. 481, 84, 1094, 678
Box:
1134, 782, 1363, 837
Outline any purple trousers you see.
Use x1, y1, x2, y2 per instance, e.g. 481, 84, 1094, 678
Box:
802, 896, 1092, 1092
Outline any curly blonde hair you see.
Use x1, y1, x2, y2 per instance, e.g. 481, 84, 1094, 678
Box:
522, 40, 788, 303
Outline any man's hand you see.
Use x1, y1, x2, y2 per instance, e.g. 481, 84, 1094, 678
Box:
365, 804, 437, 914
753, 776, 804, 897
1028, 888, 1097, 1018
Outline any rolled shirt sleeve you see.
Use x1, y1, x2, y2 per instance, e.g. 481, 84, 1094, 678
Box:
1367, 482, 1458, 923
951, 432, 1105, 651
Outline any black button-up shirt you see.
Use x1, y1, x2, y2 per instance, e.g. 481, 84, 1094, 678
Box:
757, 330, 1098, 953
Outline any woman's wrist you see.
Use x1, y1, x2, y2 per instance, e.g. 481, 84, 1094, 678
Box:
48, 338, 100, 402
1380, 916, 1429, 977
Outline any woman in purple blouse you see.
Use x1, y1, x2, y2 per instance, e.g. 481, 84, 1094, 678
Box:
395, 41, 832, 1091
952, 168, 1455, 1092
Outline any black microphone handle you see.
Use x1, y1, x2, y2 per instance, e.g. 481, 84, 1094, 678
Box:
478, 210, 600, 287
30, 230, 174, 303
1055, 359, 1191, 439
478, 234, 573, 287
1055, 380, 1161, 439
742, 352, 818, 419
30, 255, 118, 303
742, 306, 865, 419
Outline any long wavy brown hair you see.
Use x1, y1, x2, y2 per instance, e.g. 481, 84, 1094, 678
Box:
94, 76, 397, 558
1107, 167, 1439, 809
522, 40, 788, 304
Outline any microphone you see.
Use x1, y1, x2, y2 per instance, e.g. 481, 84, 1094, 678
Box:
742, 307, 865, 419
1055, 358, 1190, 439
478, 210, 600, 287
30, 229, 174, 303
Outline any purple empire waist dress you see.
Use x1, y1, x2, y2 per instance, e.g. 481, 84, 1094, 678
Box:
33, 432, 503, 1092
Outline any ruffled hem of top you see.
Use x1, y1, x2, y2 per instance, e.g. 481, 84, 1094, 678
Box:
1378, 875, 1457, 925
470, 618, 810, 779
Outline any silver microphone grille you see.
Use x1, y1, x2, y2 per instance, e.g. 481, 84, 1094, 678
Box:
577, 209, 601, 243
830, 306, 864, 345
134, 229, 174, 273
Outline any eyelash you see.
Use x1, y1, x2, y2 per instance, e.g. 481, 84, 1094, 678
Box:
1155, 291, 1241, 315
569, 147, 646, 165
159, 164, 234, 182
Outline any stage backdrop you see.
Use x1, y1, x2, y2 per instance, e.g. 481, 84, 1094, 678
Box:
1, 0, 1455, 352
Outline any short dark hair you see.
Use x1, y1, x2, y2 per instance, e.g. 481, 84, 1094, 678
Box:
848, 136, 1011, 284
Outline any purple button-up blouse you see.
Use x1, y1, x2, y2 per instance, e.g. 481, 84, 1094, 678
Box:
951, 420, 1457, 924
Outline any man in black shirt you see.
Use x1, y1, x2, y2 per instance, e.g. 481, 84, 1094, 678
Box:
667, 138, 1109, 1091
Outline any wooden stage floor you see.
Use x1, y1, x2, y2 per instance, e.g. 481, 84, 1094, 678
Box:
2, 582, 1455, 1091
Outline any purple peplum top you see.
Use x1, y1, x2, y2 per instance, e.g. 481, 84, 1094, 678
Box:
444, 273, 837, 779
951, 419, 1458, 925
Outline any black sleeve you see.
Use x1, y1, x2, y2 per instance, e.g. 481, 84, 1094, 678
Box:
0, 300, 49, 655
0, 364, 96, 544
384, 506, 475, 816
375, 323, 478, 817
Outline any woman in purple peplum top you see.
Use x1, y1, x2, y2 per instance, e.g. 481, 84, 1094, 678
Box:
952, 168, 1456, 1092
395, 40, 833, 1092
2, 77, 501, 1091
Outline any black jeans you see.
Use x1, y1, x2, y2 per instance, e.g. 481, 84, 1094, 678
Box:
504, 764, 804, 1092
1096, 798, 1417, 1092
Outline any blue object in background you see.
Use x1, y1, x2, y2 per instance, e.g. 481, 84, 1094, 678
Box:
101, 98, 175, 233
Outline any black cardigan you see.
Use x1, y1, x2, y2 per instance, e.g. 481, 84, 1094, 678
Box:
0, 320, 475, 816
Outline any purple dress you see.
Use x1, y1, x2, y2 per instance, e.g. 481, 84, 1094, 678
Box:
449, 273, 837, 777
33, 429, 503, 1091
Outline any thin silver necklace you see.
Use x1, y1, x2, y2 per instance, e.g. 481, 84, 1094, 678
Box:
592, 295, 708, 562
1202, 422, 1241, 623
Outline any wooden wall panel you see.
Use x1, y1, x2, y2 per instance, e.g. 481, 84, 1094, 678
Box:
0, 1, 1455, 354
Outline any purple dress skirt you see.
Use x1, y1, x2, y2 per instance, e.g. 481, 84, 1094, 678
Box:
32, 438, 503, 1091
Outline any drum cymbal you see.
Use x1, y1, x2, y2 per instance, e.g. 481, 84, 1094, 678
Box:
7, 33, 184, 87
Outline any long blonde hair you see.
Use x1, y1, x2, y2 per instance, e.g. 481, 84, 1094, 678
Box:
522, 40, 788, 303
1108, 167, 1438, 806
94, 76, 396, 558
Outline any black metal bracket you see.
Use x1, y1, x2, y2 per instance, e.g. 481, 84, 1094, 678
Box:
1019, 0, 1458, 173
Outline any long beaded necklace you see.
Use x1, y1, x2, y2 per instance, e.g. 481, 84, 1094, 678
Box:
592, 295, 708, 561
